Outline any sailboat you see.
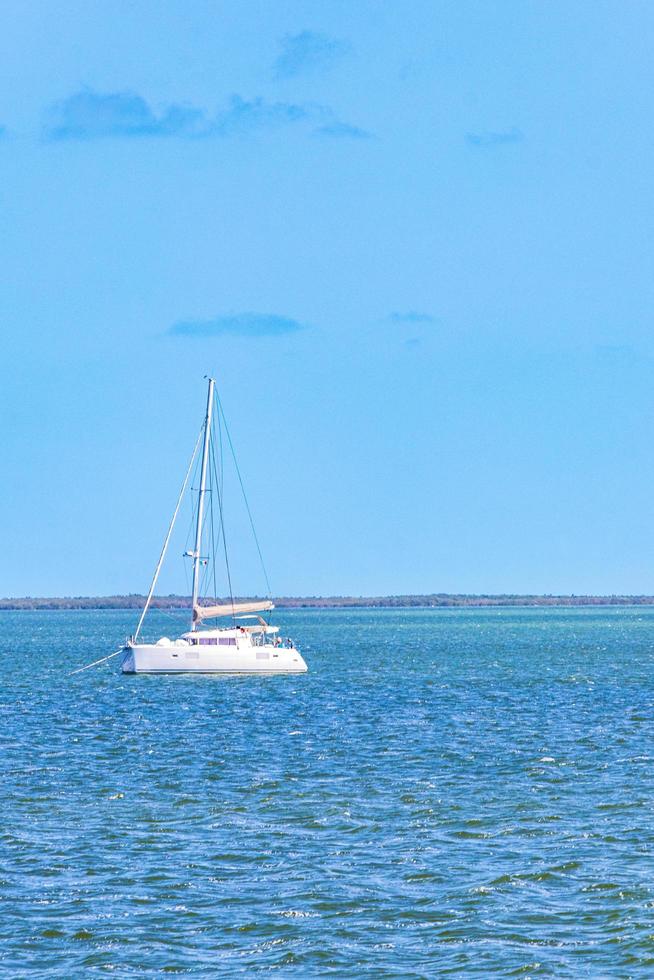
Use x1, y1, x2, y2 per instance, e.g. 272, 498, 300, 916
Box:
120, 378, 308, 675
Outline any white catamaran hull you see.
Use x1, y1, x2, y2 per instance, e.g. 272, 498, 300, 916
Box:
121, 642, 308, 674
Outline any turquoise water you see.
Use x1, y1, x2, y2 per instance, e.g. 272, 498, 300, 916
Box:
2, 606, 654, 977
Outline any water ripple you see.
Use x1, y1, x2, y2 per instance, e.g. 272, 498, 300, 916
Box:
2, 606, 654, 975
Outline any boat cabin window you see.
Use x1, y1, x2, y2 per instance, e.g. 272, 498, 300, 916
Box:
190, 636, 237, 646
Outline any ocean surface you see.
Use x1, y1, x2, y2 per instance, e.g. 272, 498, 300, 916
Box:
2, 606, 654, 977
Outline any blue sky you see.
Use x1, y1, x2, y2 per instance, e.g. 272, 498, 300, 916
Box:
2, 1, 654, 597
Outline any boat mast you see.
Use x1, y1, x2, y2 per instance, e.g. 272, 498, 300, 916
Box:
190, 377, 215, 631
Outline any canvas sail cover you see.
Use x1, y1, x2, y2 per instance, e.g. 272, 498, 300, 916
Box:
193, 600, 274, 622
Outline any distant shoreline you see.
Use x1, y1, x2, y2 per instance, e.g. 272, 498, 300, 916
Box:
4, 594, 654, 610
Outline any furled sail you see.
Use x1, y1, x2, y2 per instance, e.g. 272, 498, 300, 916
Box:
193, 600, 274, 622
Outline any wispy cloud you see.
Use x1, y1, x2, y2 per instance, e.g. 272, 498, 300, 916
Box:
274, 31, 350, 79
314, 121, 371, 140
389, 311, 436, 324
45, 90, 203, 140
466, 127, 523, 148
44, 89, 313, 141
169, 313, 306, 338
213, 96, 309, 136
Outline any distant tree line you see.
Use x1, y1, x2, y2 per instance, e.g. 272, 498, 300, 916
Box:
3, 593, 654, 610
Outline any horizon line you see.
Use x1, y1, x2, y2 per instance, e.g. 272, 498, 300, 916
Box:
4, 592, 654, 610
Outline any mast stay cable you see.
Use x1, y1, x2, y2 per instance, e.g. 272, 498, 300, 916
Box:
217, 398, 273, 600
133, 425, 203, 642
209, 416, 236, 623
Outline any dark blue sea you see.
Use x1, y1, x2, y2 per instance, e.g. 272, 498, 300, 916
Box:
2, 606, 654, 977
